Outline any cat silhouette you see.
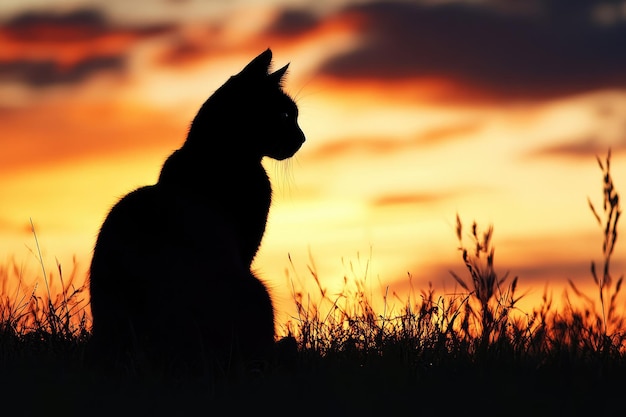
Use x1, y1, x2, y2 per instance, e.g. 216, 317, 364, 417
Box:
87, 49, 305, 378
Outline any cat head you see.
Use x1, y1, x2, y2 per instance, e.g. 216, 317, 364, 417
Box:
187, 49, 305, 161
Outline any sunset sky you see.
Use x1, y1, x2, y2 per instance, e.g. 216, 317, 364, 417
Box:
1, 0, 626, 325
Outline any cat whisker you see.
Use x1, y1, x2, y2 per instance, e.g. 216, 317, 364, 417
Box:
271, 158, 298, 198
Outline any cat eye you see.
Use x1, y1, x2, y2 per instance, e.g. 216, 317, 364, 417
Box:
280, 112, 290, 120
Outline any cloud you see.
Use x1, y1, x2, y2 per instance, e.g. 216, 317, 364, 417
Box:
4, 8, 110, 39
155, 8, 324, 69
307, 122, 482, 160
317, 1, 626, 100
370, 191, 454, 207
530, 99, 626, 159
155, 35, 211, 67
393, 257, 613, 300
531, 137, 626, 159
0, 8, 174, 86
265, 8, 320, 37
413, 121, 483, 146
0, 56, 125, 87
0, 102, 184, 173
308, 137, 397, 160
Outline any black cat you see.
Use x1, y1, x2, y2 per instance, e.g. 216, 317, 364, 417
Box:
87, 49, 305, 378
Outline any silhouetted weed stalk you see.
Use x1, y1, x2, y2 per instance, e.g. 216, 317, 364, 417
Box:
0, 150, 625, 373
282, 149, 626, 366
588, 150, 622, 335
448, 214, 523, 354
566, 149, 624, 350
0, 222, 89, 349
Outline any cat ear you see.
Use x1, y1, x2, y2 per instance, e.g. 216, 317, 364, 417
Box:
268, 63, 289, 85
240, 48, 273, 77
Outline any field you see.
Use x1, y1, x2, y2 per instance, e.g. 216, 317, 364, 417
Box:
1, 152, 625, 416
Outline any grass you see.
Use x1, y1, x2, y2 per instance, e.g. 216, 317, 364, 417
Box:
1, 150, 625, 416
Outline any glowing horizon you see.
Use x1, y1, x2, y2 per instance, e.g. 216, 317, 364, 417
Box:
1, 1, 626, 325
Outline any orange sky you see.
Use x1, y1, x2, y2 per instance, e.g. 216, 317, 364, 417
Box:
1, 0, 626, 326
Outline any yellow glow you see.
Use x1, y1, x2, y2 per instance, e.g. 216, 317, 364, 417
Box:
0, 3, 625, 327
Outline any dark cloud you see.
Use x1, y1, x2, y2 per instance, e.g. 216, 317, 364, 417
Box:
508, 261, 599, 286
266, 8, 320, 36
0, 8, 174, 86
3, 8, 110, 41
318, 1, 626, 100
155, 8, 323, 68
154, 23, 228, 68
156, 37, 209, 67
0, 56, 125, 86
531, 137, 626, 159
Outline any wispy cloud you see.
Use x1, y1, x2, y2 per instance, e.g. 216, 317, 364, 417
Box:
307, 121, 482, 160
370, 191, 455, 207
529, 98, 626, 158
397, 258, 615, 296
532, 137, 626, 159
